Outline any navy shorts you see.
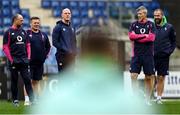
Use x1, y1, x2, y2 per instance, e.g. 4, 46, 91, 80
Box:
130, 55, 155, 75
30, 64, 44, 80
154, 55, 169, 76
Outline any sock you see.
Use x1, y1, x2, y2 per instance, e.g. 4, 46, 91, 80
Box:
157, 96, 161, 100
25, 96, 29, 102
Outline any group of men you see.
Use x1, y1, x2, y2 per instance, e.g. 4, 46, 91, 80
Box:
129, 6, 176, 105
2, 8, 76, 106
2, 5, 176, 107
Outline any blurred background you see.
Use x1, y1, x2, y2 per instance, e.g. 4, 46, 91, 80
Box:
0, 0, 180, 100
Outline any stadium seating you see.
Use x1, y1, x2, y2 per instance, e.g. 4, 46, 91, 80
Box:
0, 0, 163, 36
40, 0, 161, 30
41, 0, 110, 29
0, 0, 52, 35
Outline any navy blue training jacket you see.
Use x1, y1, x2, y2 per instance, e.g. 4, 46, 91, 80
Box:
26, 30, 51, 64
154, 23, 176, 56
52, 20, 76, 55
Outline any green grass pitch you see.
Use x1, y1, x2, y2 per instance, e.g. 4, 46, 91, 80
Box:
0, 99, 180, 114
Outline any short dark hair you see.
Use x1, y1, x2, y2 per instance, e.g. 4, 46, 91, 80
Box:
12, 14, 20, 24
30, 16, 40, 21
154, 8, 164, 15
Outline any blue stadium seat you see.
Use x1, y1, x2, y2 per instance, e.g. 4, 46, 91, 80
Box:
103, 17, 108, 25
41, 26, 51, 35
72, 9, 80, 17
21, 9, 30, 18
3, 17, 11, 26
0, 27, 4, 35
111, 2, 123, 7
81, 9, 88, 18
52, 8, 61, 17
51, 1, 60, 9
123, 2, 134, 8
97, 1, 106, 9
90, 18, 98, 26
72, 18, 81, 28
12, 8, 21, 15
151, 1, 160, 10
23, 17, 30, 27
81, 18, 89, 26
2, 0, 11, 8
60, 1, 69, 9
2, 8, 12, 17
0, 18, 2, 25
142, 2, 151, 9
41, 0, 51, 9
88, 1, 96, 9
102, 9, 108, 18
133, 2, 142, 9
69, 1, 78, 9
93, 9, 102, 17
79, 1, 87, 9
11, 0, 19, 8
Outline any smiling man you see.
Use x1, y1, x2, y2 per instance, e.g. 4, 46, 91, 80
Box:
153, 9, 176, 104
24, 16, 51, 105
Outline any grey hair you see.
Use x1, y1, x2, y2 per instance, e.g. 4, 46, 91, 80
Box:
136, 6, 148, 14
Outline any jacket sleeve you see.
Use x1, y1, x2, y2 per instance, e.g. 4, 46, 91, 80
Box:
52, 25, 61, 50
137, 33, 155, 43
128, 22, 146, 41
169, 25, 176, 54
44, 33, 51, 57
137, 22, 156, 43
26, 31, 31, 60
128, 32, 146, 41
2, 30, 13, 62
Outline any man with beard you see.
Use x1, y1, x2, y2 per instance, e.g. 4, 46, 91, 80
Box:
3, 14, 34, 106
153, 9, 176, 104
128, 6, 156, 105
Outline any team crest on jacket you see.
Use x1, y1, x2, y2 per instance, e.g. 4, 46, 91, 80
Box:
16, 35, 24, 44
12, 33, 15, 35
140, 28, 146, 34
63, 28, 66, 31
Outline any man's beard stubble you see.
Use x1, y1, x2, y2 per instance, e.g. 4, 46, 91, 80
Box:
155, 18, 162, 25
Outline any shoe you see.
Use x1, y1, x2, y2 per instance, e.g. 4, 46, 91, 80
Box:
13, 100, 19, 107
156, 99, 163, 104
145, 99, 152, 106
24, 101, 30, 106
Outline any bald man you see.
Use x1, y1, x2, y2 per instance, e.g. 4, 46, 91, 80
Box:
3, 14, 34, 106
52, 8, 77, 72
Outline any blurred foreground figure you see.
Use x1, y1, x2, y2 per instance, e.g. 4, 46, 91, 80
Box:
31, 27, 154, 114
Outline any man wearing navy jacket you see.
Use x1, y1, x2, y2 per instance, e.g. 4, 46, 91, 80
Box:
52, 8, 76, 72
154, 9, 176, 104
24, 17, 51, 105
3, 14, 34, 106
